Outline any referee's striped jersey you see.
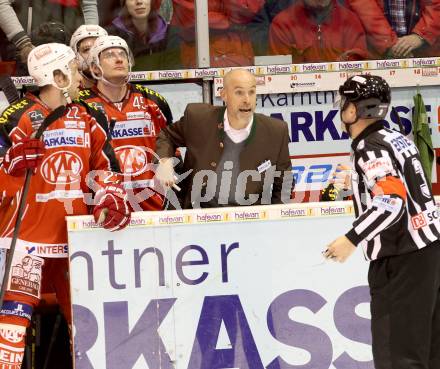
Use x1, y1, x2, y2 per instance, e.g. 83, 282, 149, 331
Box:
345, 121, 440, 260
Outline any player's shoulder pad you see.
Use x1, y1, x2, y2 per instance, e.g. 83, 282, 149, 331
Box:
75, 99, 111, 136
0, 97, 34, 131
134, 84, 166, 102
78, 88, 99, 100
133, 84, 173, 125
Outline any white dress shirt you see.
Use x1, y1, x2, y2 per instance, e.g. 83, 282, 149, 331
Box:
223, 110, 253, 143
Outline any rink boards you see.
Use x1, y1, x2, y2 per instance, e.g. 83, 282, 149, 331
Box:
68, 202, 374, 369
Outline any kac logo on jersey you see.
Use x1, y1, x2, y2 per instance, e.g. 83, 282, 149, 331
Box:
111, 120, 155, 139
115, 145, 148, 176
43, 129, 85, 148
0, 325, 26, 344
40, 151, 83, 185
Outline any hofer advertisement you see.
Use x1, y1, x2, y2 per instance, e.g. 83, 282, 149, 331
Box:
69, 204, 373, 369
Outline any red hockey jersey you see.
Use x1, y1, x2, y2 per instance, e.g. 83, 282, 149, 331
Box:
0, 92, 121, 258
79, 84, 173, 211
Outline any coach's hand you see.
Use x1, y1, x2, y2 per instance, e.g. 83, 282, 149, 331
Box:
155, 157, 181, 191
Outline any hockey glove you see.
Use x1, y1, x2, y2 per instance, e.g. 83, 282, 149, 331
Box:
3, 137, 46, 176
93, 184, 131, 231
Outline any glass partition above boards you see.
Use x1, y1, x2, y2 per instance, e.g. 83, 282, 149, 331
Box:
254, 0, 440, 64
0, 0, 438, 76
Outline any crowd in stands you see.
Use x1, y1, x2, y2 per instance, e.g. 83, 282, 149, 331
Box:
0, 0, 439, 75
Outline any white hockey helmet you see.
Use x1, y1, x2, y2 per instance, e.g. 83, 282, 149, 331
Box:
70, 24, 108, 52
27, 43, 77, 88
88, 35, 134, 75
70, 25, 108, 70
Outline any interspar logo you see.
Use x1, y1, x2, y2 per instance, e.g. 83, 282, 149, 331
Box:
40, 151, 83, 185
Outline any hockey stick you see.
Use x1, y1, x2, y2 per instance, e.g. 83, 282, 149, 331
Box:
0, 105, 66, 309
391, 107, 405, 135
0, 75, 20, 105
0, 75, 19, 159
42, 311, 62, 369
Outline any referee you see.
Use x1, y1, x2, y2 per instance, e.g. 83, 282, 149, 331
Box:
324, 74, 440, 369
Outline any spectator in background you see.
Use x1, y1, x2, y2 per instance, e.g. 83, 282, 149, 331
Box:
345, 0, 440, 58
106, 0, 170, 70
98, 0, 121, 27
170, 0, 264, 68
31, 21, 70, 46
269, 0, 369, 63
0, 0, 98, 73
158, 0, 173, 23
247, 0, 295, 56
98, 0, 171, 27
70, 24, 108, 88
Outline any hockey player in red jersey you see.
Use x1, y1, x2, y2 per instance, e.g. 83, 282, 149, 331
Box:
70, 24, 108, 89
79, 35, 174, 211
0, 43, 130, 369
